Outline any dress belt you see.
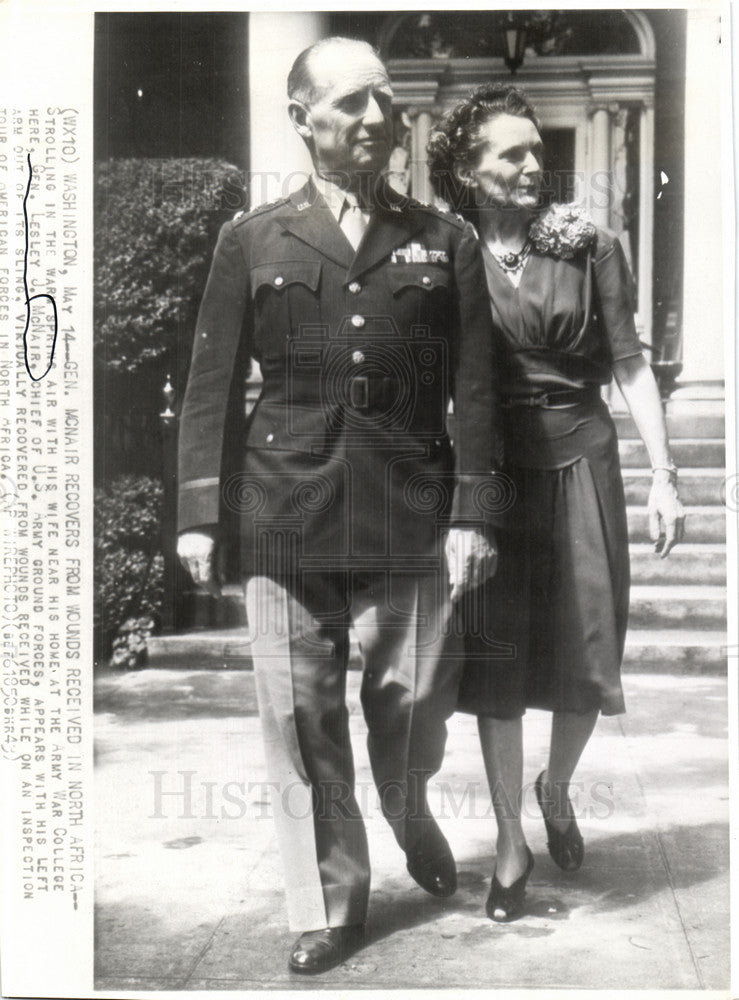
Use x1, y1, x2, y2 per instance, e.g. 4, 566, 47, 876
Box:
501, 385, 601, 409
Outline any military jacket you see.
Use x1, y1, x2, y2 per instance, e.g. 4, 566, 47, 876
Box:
178, 178, 504, 576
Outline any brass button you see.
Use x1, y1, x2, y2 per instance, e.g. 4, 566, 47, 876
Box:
201, 331, 208, 339
352, 350, 365, 364
274, 276, 284, 287
421, 275, 431, 286
348, 281, 361, 294
351, 314, 365, 329
266, 433, 274, 443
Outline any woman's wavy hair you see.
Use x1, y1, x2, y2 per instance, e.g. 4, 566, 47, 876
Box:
427, 84, 541, 217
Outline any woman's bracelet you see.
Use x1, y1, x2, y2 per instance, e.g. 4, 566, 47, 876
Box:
651, 465, 678, 484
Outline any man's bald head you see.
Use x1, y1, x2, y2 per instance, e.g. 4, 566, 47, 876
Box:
287, 37, 386, 107
286, 36, 394, 184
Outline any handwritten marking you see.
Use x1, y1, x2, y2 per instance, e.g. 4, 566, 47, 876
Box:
22, 152, 58, 381
0, 473, 17, 511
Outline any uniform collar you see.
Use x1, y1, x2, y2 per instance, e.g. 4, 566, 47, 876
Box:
311, 173, 355, 223
282, 177, 426, 279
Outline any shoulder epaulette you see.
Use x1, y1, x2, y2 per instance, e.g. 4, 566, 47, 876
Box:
232, 197, 289, 227
406, 197, 468, 230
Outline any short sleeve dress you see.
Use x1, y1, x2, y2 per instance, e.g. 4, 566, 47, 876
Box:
456, 216, 643, 719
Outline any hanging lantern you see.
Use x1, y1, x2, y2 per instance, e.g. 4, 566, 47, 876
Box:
503, 14, 527, 74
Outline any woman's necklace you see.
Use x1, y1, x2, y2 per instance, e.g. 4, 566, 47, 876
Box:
487, 238, 531, 274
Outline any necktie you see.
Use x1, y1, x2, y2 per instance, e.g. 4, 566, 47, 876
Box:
340, 194, 369, 251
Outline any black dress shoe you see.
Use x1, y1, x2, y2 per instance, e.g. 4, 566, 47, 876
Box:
288, 923, 365, 975
486, 846, 534, 922
406, 821, 457, 897
535, 770, 584, 872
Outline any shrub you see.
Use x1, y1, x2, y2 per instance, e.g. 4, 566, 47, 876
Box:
94, 157, 244, 376
93, 159, 245, 655
94, 475, 165, 668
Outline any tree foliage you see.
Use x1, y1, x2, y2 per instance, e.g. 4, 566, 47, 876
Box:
94, 475, 165, 668
94, 157, 243, 375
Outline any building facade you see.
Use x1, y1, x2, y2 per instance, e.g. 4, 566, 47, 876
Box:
96, 9, 723, 390
246, 9, 722, 391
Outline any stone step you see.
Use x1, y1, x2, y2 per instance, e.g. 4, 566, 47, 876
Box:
628, 585, 727, 629
627, 506, 726, 543
215, 584, 728, 631
618, 438, 725, 467
146, 625, 728, 675
628, 543, 726, 585
147, 628, 254, 669
181, 544, 728, 631
622, 468, 728, 506
621, 629, 728, 674
176, 551, 728, 634
212, 587, 247, 627
612, 411, 726, 439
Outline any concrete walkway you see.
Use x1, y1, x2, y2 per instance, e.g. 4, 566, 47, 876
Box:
94, 669, 731, 993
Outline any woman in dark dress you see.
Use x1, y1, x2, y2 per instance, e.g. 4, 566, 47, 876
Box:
428, 85, 685, 921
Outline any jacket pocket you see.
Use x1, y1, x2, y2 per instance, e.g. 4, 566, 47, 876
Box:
245, 401, 334, 455
251, 260, 322, 295
386, 263, 451, 328
386, 264, 450, 295
250, 261, 323, 359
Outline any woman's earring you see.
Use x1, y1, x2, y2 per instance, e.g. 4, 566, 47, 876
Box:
454, 165, 475, 189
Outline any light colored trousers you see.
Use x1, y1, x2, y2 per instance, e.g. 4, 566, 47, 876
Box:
245, 570, 461, 932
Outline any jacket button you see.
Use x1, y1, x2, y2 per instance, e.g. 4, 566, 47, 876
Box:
351, 314, 365, 328
348, 281, 361, 294
352, 350, 365, 364
266, 433, 274, 443
421, 275, 431, 286
201, 331, 208, 339
274, 276, 284, 287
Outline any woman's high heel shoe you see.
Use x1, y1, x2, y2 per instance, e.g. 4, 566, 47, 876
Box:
535, 770, 584, 872
485, 846, 534, 922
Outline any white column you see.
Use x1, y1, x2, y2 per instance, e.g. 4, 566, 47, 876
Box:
638, 104, 655, 346
409, 109, 434, 204
589, 106, 612, 228
246, 13, 329, 401
247, 12, 329, 207
680, 9, 723, 385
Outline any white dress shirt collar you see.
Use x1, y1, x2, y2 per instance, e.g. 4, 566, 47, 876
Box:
312, 173, 352, 223
312, 173, 373, 220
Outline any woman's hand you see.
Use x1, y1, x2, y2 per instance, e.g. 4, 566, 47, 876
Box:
612, 354, 686, 559
648, 470, 686, 557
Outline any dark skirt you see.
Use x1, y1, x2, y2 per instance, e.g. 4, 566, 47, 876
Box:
456, 393, 629, 718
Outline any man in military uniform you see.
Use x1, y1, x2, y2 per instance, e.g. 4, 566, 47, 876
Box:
178, 36, 504, 974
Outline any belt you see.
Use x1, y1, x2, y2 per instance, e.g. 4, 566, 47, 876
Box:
346, 375, 400, 412
265, 374, 403, 412
501, 386, 600, 409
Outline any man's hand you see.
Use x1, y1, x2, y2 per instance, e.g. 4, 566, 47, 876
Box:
445, 528, 498, 602
177, 531, 222, 598
648, 473, 686, 558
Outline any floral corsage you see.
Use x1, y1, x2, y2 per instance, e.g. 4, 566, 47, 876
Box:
528, 203, 596, 260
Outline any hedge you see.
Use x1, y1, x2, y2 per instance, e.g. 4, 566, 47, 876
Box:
94, 158, 244, 663
94, 156, 243, 376
94, 475, 165, 668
